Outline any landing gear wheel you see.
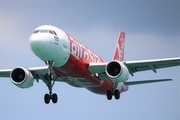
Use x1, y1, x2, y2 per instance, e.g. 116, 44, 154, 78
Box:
106, 90, 112, 100
44, 94, 50, 104
114, 90, 120, 99
52, 93, 58, 103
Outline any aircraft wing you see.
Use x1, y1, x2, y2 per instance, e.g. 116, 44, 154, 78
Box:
88, 57, 180, 77
0, 66, 57, 82
0, 66, 66, 83
0, 66, 48, 77
0, 69, 12, 77
124, 57, 180, 76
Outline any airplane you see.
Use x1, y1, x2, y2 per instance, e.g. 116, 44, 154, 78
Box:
0, 25, 180, 104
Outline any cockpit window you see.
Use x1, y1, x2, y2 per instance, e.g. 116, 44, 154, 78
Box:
33, 30, 39, 34
33, 29, 57, 35
52, 31, 57, 35
40, 29, 48, 33
49, 30, 53, 34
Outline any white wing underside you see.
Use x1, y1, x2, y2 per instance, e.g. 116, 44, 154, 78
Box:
0, 66, 62, 83
88, 57, 180, 85
88, 57, 180, 76
0, 57, 180, 85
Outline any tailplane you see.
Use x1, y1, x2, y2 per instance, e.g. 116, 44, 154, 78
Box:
112, 31, 125, 61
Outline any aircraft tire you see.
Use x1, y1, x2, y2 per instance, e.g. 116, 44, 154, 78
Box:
106, 90, 112, 100
114, 90, 120, 99
52, 93, 58, 103
44, 94, 50, 104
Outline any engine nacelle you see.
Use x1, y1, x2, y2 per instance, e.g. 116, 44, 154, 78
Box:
105, 61, 129, 82
10, 67, 34, 88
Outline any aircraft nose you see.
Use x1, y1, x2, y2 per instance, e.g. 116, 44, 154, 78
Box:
29, 33, 53, 50
29, 32, 62, 63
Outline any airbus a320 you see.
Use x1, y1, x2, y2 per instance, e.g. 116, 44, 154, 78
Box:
0, 25, 180, 104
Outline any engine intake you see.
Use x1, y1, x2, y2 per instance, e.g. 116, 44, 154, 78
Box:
106, 61, 121, 77
10, 67, 34, 88
105, 61, 129, 82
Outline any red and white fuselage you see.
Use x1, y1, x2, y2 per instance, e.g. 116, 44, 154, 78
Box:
0, 25, 178, 104
29, 25, 128, 95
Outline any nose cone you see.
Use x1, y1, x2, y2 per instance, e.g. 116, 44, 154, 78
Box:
29, 33, 55, 61
29, 33, 53, 50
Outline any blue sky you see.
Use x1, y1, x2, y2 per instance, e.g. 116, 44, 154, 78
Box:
0, 0, 179, 120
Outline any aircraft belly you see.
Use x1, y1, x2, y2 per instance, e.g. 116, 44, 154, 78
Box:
52, 55, 103, 87
53, 67, 103, 88
61, 76, 97, 88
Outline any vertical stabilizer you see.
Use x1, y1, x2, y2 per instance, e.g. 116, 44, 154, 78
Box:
112, 31, 125, 61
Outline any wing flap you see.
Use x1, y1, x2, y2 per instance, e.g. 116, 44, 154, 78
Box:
124, 79, 172, 86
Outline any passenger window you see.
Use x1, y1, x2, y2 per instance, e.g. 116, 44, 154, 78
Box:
52, 31, 57, 35
33, 30, 39, 34
40, 29, 48, 33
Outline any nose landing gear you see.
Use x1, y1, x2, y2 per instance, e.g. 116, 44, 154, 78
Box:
44, 60, 58, 104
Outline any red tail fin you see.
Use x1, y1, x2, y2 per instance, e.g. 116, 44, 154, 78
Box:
112, 31, 125, 61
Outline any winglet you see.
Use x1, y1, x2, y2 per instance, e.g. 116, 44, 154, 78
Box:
112, 31, 125, 61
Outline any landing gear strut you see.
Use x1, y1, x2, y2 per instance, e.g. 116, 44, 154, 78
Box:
44, 60, 58, 104
106, 81, 120, 100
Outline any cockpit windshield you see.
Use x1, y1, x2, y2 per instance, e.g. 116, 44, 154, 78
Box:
40, 29, 48, 33
33, 30, 39, 33
33, 29, 57, 35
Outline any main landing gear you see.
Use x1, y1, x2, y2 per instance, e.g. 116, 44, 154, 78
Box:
44, 60, 58, 104
106, 81, 120, 100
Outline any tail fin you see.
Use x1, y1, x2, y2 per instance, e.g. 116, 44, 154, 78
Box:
112, 31, 125, 61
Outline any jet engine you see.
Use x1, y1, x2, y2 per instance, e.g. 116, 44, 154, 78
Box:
105, 61, 129, 82
10, 67, 34, 88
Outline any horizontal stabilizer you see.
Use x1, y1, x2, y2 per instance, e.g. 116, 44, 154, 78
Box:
124, 79, 172, 86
